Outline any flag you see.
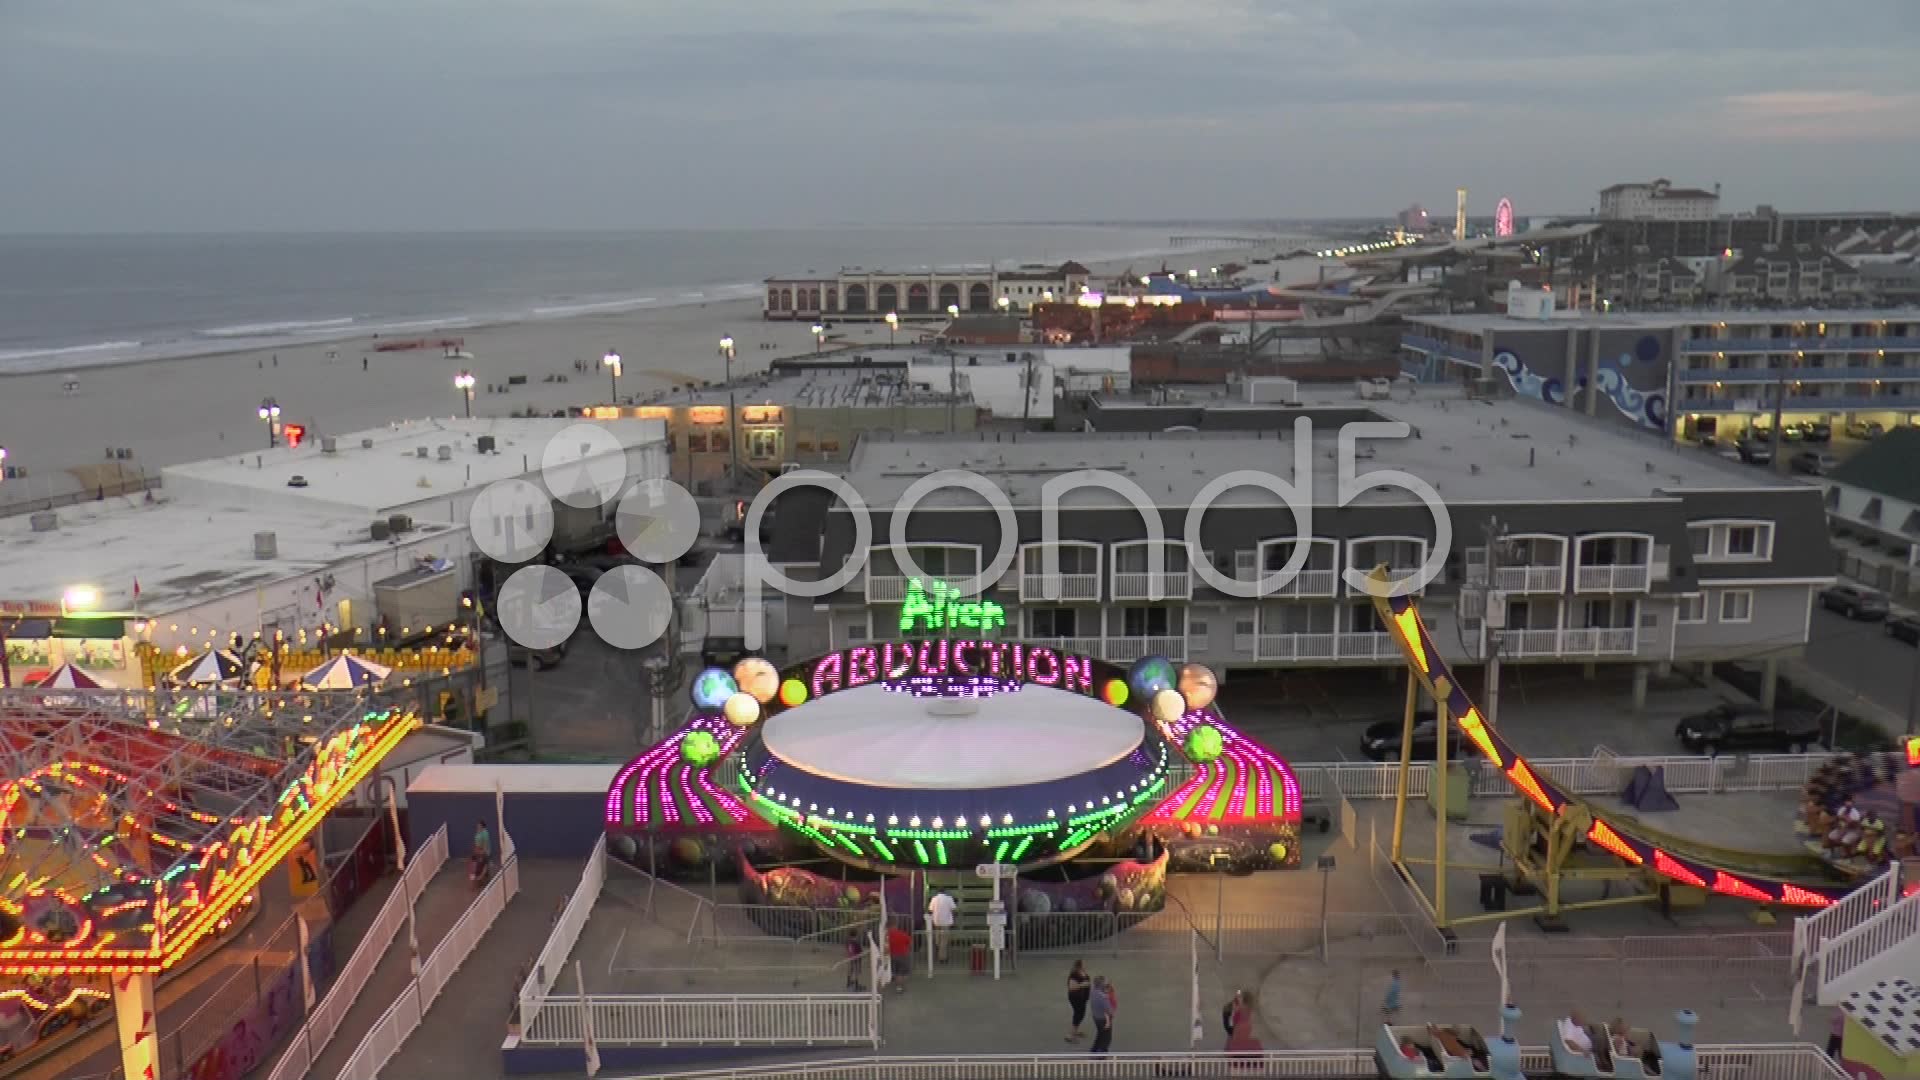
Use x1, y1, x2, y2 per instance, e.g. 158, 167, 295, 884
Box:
576, 960, 600, 1077
132, 578, 141, 602
1490, 922, 1510, 1009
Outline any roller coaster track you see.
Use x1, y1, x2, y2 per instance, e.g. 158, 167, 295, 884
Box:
1372, 588, 1850, 909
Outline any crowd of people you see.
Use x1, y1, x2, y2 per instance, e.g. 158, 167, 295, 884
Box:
1797, 752, 1918, 869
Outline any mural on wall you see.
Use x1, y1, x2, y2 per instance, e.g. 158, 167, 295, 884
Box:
1490, 350, 1570, 405
1491, 337, 1667, 433
185, 926, 333, 1080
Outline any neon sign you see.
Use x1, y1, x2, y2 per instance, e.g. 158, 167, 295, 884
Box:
808, 640, 1092, 699
899, 578, 1005, 634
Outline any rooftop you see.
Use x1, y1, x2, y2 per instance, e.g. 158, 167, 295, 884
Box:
1407, 307, 1920, 334
636, 363, 973, 410
1827, 427, 1920, 505
162, 416, 664, 515
0, 488, 460, 614
836, 387, 1810, 508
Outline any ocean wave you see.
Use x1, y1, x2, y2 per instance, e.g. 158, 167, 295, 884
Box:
0, 341, 146, 374
530, 296, 658, 318
199, 316, 356, 338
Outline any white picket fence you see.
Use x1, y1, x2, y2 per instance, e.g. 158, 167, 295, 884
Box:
521, 991, 880, 1048
614, 1043, 1846, 1080
334, 834, 520, 1080
1815, 883, 1920, 1003
1291, 750, 1834, 803
1792, 862, 1900, 987
265, 826, 448, 1080
515, 836, 607, 1036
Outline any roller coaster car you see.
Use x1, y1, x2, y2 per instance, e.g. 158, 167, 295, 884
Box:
1376, 1023, 1493, 1079
1550, 1019, 1667, 1079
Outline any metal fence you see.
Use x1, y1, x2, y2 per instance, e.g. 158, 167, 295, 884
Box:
1291, 751, 1834, 804
1815, 885, 1920, 1001
522, 991, 881, 1048
1424, 931, 1795, 1011
613, 1044, 1847, 1080
517, 836, 607, 1035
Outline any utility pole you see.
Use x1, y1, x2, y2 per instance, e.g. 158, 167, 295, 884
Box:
1767, 367, 1787, 472
1484, 517, 1506, 730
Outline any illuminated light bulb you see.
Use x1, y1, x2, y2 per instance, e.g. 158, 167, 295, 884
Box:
1002, 814, 1013, 825
932, 817, 943, 829
887, 815, 898, 826
979, 815, 991, 828
909, 816, 921, 827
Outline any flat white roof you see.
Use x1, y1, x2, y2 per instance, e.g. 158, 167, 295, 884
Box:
761, 683, 1143, 790
162, 416, 665, 515
0, 490, 460, 614
842, 388, 1808, 506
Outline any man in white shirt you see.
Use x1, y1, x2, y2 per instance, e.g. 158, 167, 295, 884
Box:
1559, 1015, 1594, 1056
928, 890, 956, 962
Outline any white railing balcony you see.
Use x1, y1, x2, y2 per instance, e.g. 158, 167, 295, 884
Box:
863, 574, 911, 602
1026, 636, 1104, 657
1344, 566, 1429, 594
1256, 632, 1338, 661
1335, 632, 1397, 660
1103, 636, 1188, 662
1497, 629, 1564, 657
1110, 571, 1192, 601
1020, 573, 1102, 602
1232, 631, 1256, 655
1561, 627, 1638, 655
1574, 564, 1651, 592
1495, 565, 1566, 593
1256, 568, 1340, 598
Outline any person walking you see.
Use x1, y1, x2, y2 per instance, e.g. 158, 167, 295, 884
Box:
1382, 969, 1403, 1022
1226, 989, 1264, 1056
1065, 960, 1092, 1042
470, 819, 492, 884
1222, 989, 1242, 1040
887, 924, 912, 992
1088, 975, 1114, 1054
1828, 1010, 1845, 1060
928, 889, 956, 963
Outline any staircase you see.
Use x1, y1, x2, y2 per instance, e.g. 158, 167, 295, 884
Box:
1814, 879, 1920, 1005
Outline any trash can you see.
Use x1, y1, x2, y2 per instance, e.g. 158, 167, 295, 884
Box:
1479, 874, 1508, 912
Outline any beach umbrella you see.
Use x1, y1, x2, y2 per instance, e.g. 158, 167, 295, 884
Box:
32, 663, 114, 690
298, 653, 392, 691
168, 648, 246, 686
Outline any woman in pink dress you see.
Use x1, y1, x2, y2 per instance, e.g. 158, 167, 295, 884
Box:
1226, 991, 1264, 1060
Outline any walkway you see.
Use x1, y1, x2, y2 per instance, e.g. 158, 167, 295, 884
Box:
374, 859, 582, 1080
301, 866, 474, 1080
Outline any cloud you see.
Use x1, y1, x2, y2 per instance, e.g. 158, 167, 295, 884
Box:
1720, 91, 1920, 140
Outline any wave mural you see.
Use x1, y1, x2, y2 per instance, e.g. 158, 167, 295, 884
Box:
1594, 334, 1667, 431
1490, 350, 1567, 405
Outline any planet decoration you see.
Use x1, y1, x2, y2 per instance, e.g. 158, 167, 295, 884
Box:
691, 667, 738, 709
1151, 688, 1186, 726
1184, 724, 1224, 763
1268, 842, 1289, 862
1101, 679, 1130, 707
679, 730, 722, 767
778, 678, 809, 707
723, 691, 762, 728
1128, 655, 1177, 698
733, 657, 780, 704
1178, 663, 1219, 711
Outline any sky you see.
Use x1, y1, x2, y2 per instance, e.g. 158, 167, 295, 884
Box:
3, 0, 1918, 232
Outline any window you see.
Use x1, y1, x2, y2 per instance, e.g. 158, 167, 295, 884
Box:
1677, 594, 1708, 624
845, 618, 870, 644
686, 432, 709, 453
819, 438, 841, 454
1117, 607, 1174, 637
1188, 619, 1208, 638
1693, 521, 1774, 562
1718, 590, 1753, 623
1725, 526, 1760, 557
1027, 607, 1080, 638
708, 432, 730, 452
746, 428, 781, 461
1688, 526, 1711, 556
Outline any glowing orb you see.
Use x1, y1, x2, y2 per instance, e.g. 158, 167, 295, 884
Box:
723, 691, 761, 727
1269, 842, 1289, 862
1184, 724, 1224, 763
1128, 656, 1176, 698
1151, 688, 1186, 725
733, 656, 780, 704
679, 730, 721, 766
691, 667, 738, 709
1102, 679, 1130, 707
1178, 663, 1219, 710
779, 678, 809, 707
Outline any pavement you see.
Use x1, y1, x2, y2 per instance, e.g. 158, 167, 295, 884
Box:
1798, 608, 1917, 734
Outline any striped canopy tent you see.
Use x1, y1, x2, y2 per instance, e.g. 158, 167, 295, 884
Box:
33, 662, 115, 690
299, 654, 392, 691
168, 648, 247, 687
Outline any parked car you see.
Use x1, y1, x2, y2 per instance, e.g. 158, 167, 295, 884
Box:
1736, 439, 1773, 465
1674, 703, 1823, 755
1779, 423, 1808, 442
1845, 420, 1885, 440
1819, 583, 1890, 620
1805, 420, 1832, 443
1790, 450, 1839, 475
1885, 613, 1920, 646
1360, 709, 1462, 761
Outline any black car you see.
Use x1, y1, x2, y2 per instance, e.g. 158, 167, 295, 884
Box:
1805, 420, 1832, 443
1736, 439, 1773, 465
1360, 709, 1463, 761
1885, 613, 1920, 646
1819, 583, 1890, 620
1674, 703, 1823, 755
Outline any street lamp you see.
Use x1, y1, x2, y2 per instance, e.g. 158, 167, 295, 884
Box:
257, 397, 282, 447
884, 311, 899, 346
454, 370, 476, 418
603, 349, 622, 403
719, 335, 738, 482
810, 323, 825, 352
946, 304, 959, 320
997, 296, 1011, 312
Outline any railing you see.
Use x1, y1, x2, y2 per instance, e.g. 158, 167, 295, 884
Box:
1497, 628, 1565, 657
335, 833, 520, 1080
1256, 632, 1337, 661
523, 993, 879, 1048
1289, 750, 1836, 804
1494, 565, 1566, 593
1023, 636, 1104, 657
862, 575, 911, 602
1795, 864, 1901, 974
1103, 635, 1189, 662
620, 1045, 1847, 1080
265, 826, 448, 1080
1345, 566, 1424, 594
517, 837, 607, 1036
1681, 335, 1920, 353
1558, 627, 1638, 655
1815, 886, 1920, 1001
1677, 364, 1920, 382
1681, 394, 1919, 412
1335, 632, 1397, 660
1019, 572, 1101, 602
1243, 568, 1341, 598
1573, 564, 1651, 592
1110, 570, 1193, 600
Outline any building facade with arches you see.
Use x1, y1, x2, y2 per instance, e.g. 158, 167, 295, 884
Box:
762, 262, 1089, 322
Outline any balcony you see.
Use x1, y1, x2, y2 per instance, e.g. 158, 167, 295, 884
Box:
1574, 565, 1650, 593
1111, 571, 1192, 601
1020, 573, 1102, 603
1681, 336, 1920, 354
1026, 636, 1105, 657
1255, 633, 1338, 662
1103, 636, 1188, 663
864, 574, 912, 602
1559, 627, 1638, 656
1344, 566, 1429, 595
1677, 364, 1920, 384
1494, 566, 1566, 594
1400, 334, 1481, 366
1680, 393, 1920, 413
1334, 632, 1398, 660
1497, 629, 1566, 658
1257, 568, 1340, 599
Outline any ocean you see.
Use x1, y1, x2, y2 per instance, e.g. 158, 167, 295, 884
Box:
0, 225, 1248, 375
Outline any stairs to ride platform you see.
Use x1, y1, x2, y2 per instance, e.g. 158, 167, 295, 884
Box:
1814, 873, 1920, 1004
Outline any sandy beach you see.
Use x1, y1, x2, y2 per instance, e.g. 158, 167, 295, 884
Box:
0, 243, 1316, 495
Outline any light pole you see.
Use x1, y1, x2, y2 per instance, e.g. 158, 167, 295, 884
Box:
454, 370, 476, 418
946, 303, 959, 321
257, 398, 281, 447
884, 312, 898, 346
998, 295, 1011, 314
719, 336, 737, 481
603, 349, 622, 403
810, 323, 824, 353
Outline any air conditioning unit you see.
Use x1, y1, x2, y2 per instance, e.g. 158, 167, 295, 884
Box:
370, 520, 392, 541
321, 436, 338, 454
388, 514, 413, 534
476, 435, 497, 454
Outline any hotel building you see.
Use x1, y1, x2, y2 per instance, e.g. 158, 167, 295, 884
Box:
763, 262, 1090, 321
761, 387, 1833, 706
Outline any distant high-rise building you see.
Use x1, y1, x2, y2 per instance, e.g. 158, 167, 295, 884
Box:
1597, 179, 1720, 221
1396, 204, 1431, 234
1454, 188, 1468, 240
